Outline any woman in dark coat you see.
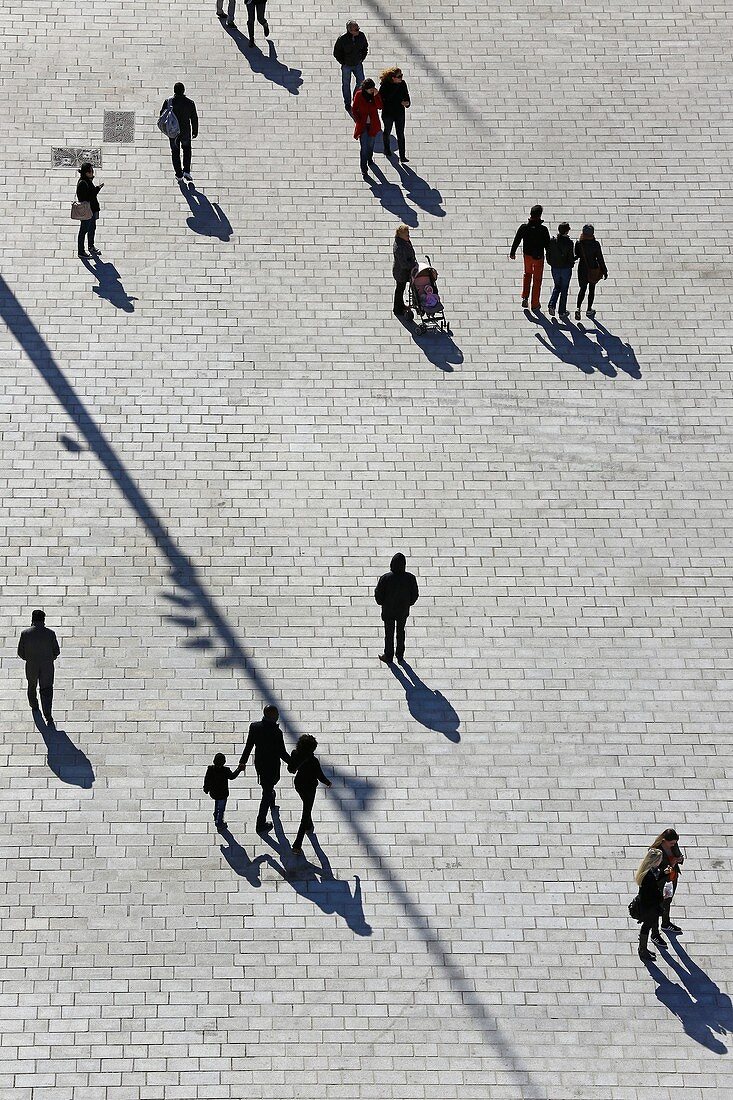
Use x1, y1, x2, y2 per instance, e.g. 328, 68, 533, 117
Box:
76, 162, 103, 259
392, 224, 416, 316
574, 224, 607, 320
633, 847, 666, 961
379, 66, 411, 162
287, 735, 331, 854
651, 828, 685, 933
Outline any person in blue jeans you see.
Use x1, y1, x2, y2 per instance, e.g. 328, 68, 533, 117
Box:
546, 222, 575, 318
333, 21, 369, 112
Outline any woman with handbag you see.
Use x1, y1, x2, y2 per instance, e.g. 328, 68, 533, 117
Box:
574, 224, 607, 320
633, 847, 666, 962
75, 163, 103, 259
651, 828, 685, 934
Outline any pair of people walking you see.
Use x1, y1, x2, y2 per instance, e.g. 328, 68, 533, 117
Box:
631, 829, 685, 961
216, 0, 270, 46
203, 706, 331, 854
351, 72, 411, 176
510, 205, 608, 318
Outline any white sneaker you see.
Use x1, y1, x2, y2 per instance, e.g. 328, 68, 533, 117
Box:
183, 171, 193, 181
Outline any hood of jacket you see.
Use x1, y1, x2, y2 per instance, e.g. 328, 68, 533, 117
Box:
390, 553, 407, 574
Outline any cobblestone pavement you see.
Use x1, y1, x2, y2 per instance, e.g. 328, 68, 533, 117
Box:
1, 0, 732, 1096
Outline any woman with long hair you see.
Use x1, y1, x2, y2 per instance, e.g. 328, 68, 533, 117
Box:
633, 848, 666, 961
287, 734, 332, 854
650, 828, 685, 933
378, 66, 411, 162
574, 224, 607, 320
75, 162, 103, 259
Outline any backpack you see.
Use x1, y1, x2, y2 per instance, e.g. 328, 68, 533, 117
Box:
628, 895, 641, 922
157, 98, 180, 140
546, 235, 573, 268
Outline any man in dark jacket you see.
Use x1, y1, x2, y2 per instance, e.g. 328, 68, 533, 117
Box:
235, 705, 290, 832
160, 83, 199, 182
375, 553, 419, 664
509, 204, 551, 310
17, 610, 61, 726
333, 21, 368, 112
545, 222, 576, 318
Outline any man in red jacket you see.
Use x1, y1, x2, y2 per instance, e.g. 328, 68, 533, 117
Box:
352, 79, 383, 178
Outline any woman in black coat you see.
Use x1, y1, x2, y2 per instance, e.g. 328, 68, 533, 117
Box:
379, 66, 411, 162
392, 224, 416, 316
633, 848, 666, 961
287, 735, 331, 854
76, 162, 103, 259
574, 223, 607, 320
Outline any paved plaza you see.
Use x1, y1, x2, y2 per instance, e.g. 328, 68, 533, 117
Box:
1, 0, 733, 1097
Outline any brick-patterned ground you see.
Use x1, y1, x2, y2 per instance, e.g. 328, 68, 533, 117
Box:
1, 0, 732, 1096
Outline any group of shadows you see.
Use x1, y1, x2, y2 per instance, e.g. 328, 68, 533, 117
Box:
31, 703, 733, 1050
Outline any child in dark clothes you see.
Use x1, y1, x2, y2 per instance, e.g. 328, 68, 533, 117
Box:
203, 752, 238, 832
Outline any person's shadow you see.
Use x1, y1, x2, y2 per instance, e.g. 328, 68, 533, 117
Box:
180, 184, 233, 240
592, 319, 642, 378
388, 661, 460, 741
647, 939, 733, 1053
366, 162, 418, 226
33, 711, 94, 788
263, 824, 372, 936
527, 310, 641, 379
395, 162, 446, 217
81, 257, 137, 313
219, 827, 268, 887
398, 314, 461, 371
223, 25, 303, 94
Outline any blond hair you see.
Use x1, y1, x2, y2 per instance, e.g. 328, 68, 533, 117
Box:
380, 66, 402, 84
634, 848, 662, 886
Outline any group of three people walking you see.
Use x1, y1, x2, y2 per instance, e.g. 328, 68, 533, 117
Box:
510, 204, 608, 319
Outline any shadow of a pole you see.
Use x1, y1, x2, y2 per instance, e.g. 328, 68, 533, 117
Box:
0, 274, 544, 1098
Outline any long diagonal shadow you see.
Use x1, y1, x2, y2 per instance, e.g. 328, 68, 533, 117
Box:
0, 274, 544, 1097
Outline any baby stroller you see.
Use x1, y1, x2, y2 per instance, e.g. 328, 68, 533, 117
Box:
410, 255, 448, 334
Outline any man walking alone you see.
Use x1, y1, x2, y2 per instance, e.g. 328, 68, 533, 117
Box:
509, 204, 551, 310
375, 553, 419, 664
17, 610, 61, 727
235, 705, 290, 833
160, 83, 199, 182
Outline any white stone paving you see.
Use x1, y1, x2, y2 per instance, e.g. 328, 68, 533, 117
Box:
1, 0, 732, 1096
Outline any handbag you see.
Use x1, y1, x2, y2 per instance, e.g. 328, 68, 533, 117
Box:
71, 200, 92, 221
580, 240, 603, 284
628, 895, 641, 921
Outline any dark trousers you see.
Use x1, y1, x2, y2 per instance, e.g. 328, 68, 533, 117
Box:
256, 782, 276, 828
382, 110, 406, 158
26, 662, 54, 718
170, 138, 192, 177
213, 797, 228, 828
247, 0, 268, 40
577, 279, 596, 310
548, 266, 572, 313
383, 616, 407, 661
77, 213, 97, 253
293, 787, 316, 849
639, 915, 661, 951
393, 279, 408, 314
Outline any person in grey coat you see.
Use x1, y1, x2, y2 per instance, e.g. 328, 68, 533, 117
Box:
392, 224, 416, 316
17, 610, 61, 726
375, 553, 419, 663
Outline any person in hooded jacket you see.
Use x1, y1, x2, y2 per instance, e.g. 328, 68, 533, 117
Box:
509, 204, 551, 310
375, 553, 419, 664
546, 222, 576, 318
352, 78, 383, 177
574, 224, 608, 320
17, 609, 61, 727
160, 82, 199, 182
